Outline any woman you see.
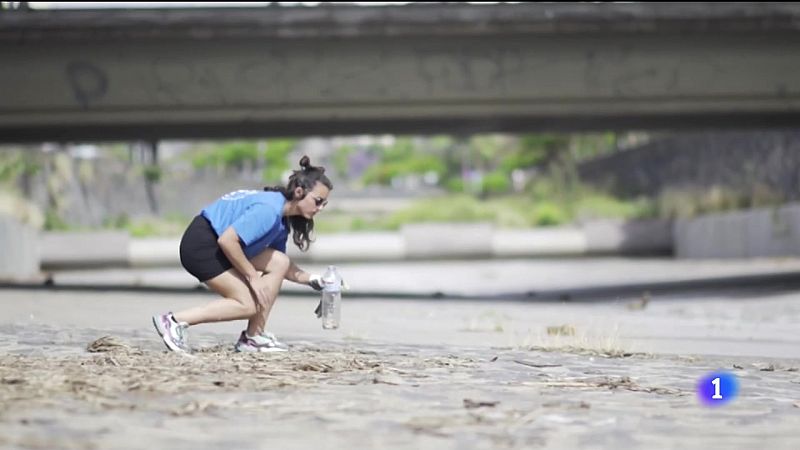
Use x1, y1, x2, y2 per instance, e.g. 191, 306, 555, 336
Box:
152, 156, 331, 354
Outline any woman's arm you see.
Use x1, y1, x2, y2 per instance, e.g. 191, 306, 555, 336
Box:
217, 226, 260, 282
217, 226, 270, 308
285, 260, 312, 286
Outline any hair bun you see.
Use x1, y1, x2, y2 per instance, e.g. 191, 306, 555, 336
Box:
299, 155, 311, 170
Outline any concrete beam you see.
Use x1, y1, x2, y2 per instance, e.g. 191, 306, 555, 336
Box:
4, 3, 800, 40
2, 3, 800, 141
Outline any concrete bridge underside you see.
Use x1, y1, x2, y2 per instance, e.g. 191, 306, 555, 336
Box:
2, 3, 800, 142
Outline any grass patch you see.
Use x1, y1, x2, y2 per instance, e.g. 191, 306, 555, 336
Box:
511, 325, 647, 358
315, 192, 656, 233
103, 212, 191, 237
459, 310, 511, 333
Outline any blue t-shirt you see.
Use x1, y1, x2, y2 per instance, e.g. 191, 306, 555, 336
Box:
201, 190, 289, 258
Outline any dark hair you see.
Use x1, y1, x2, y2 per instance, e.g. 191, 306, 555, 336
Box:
264, 155, 333, 251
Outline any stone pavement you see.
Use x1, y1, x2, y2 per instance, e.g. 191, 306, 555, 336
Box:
1, 288, 800, 449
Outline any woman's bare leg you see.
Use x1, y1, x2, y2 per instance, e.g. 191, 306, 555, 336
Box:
246, 249, 290, 336
173, 269, 257, 325
173, 248, 290, 336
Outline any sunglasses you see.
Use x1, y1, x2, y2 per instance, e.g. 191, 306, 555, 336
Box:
310, 194, 328, 208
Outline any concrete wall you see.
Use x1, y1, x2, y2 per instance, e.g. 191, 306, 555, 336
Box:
40, 219, 673, 268
39, 231, 129, 270
32, 206, 800, 266
578, 130, 800, 202
0, 214, 39, 280
674, 203, 800, 259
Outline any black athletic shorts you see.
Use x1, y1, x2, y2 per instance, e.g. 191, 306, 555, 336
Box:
179, 215, 233, 282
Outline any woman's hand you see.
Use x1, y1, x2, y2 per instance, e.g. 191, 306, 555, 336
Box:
308, 274, 324, 291
247, 274, 271, 311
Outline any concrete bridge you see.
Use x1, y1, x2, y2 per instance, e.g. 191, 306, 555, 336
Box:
2, 2, 800, 142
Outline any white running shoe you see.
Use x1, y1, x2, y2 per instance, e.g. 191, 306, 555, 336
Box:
152, 312, 190, 353
234, 331, 289, 353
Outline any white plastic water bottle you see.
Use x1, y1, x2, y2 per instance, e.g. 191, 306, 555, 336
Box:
320, 265, 342, 329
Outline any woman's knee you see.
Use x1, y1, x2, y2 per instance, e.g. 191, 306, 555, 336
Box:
204, 271, 260, 318
254, 249, 290, 276
225, 286, 258, 317
270, 251, 291, 274
232, 295, 258, 317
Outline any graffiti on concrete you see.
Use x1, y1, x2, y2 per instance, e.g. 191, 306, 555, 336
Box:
150, 58, 229, 106
48, 37, 798, 114
414, 46, 528, 97
65, 61, 108, 109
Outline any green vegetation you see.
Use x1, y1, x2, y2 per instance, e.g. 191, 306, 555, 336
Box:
188, 139, 298, 183
43, 208, 70, 231
360, 137, 448, 186
332, 144, 355, 178
142, 165, 162, 183
315, 188, 654, 234
313, 132, 651, 233
0, 152, 40, 183
3, 132, 791, 237
315, 181, 787, 235
654, 184, 784, 219
350, 133, 619, 196
0, 150, 45, 228
102, 212, 190, 237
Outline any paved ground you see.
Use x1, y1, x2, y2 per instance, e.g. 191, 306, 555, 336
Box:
1, 278, 800, 449
1, 258, 800, 449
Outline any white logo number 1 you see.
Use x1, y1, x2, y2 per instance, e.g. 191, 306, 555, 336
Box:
712, 377, 723, 399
